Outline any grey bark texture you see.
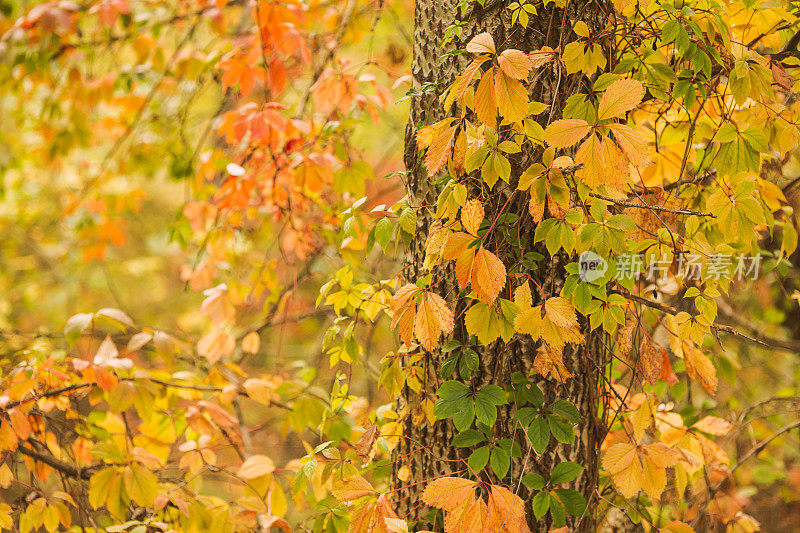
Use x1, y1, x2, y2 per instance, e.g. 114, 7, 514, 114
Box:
391, 0, 615, 531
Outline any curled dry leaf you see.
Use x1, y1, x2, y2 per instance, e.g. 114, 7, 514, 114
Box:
355, 422, 379, 465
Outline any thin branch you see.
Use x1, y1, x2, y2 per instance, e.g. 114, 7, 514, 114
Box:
731, 420, 800, 472
17, 443, 96, 480
616, 290, 800, 352
589, 192, 716, 218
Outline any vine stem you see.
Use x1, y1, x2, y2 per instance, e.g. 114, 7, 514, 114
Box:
482, 188, 518, 243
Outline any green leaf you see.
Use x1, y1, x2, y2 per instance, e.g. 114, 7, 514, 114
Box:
453, 400, 476, 431
552, 400, 581, 424
490, 446, 511, 479
374, 218, 393, 251
549, 493, 567, 527
532, 490, 550, 520
474, 385, 506, 426
434, 381, 474, 429
89, 467, 122, 510
547, 414, 575, 444
549, 462, 584, 485
459, 349, 479, 379
528, 415, 550, 453
452, 429, 485, 447
521, 472, 546, 490
398, 207, 417, 233
468, 445, 490, 472
553, 488, 587, 516
123, 464, 160, 507
522, 383, 544, 406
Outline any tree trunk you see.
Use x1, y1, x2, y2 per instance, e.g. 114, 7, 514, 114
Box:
392, 1, 609, 531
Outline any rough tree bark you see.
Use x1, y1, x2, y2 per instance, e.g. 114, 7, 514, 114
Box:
391, 1, 612, 531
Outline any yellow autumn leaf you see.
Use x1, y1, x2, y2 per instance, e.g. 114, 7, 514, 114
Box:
603, 443, 644, 499
413, 291, 454, 351
466, 32, 496, 54
461, 199, 484, 236
237, 454, 275, 479
533, 344, 573, 382
498, 49, 532, 79
608, 123, 651, 167
543, 119, 592, 148
661, 521, 696, 533
597, 78, 644, 120
494, 70, 528, 123
513, 282, 533, 309
514, 306, 543, 339
243, 378, 275, 404
421, 477, 477, 511
544, 297, 578, 328
604, 443, 680, 501
640, 444, 680, 500
683, 343, 717, 393
611, 0, 636, 13
241, 331, 260, 354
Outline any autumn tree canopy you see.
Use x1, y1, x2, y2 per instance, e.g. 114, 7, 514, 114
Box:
1, 0, 800, 532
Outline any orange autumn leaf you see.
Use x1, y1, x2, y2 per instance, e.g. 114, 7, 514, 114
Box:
219, 57, 266, 98
466, 32, 496, 54
426, 124, 457, 177
692, 416, 732, 436
683, 343, 717, 393
331, 474, 376, 502
575, 133, 629, 190
389, 284, 419, 347
543, 119, 592, 148
498, 49, 532, 80
533, 344, 573, 382
413, 291, 454, 351
421, 477, 477, 511
472, 246, 506, 304
485, 484, 531, 533
474, 68, 498, 125
608, 123, 651, 167
445, 495, 486, 533
457, 56, 490, 98
461, 199, 484, 236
